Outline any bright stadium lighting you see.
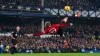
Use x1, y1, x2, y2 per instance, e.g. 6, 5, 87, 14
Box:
26, 7, 31, 11
2, 5, 5, 9
9, 6, 12, 9
18, 6, 23, 10
37, 8, 41, 11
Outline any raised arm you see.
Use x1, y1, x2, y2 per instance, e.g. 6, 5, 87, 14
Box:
33, 31, 45, 36
33, 27, 49, 36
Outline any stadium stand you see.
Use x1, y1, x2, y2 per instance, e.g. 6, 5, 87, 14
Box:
0, 0, 100, 54
0, 17, 100, 53
0, 0, 99, 10
0, 32, 100, 53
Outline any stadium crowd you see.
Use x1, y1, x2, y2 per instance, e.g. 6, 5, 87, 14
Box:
0, 17, 100, 53
0, 23, 100, 53
0, 0, 99, 10
0, 24, 41, 34
0, 18, 41, 34
0, 32, 100, 53
0, 0, 99, 54
45, 0, 100, 10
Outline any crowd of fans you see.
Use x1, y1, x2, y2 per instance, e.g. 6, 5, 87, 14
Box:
0, 18, 41, 34
0, 0, 99, 54
0, 24, 41, 34
0, 0, 99, 10
0, 23, 100, 53
0, 17, 100, 53
0, 32, 100, 53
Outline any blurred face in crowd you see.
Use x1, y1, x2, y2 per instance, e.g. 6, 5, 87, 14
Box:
16, 26, 20, 31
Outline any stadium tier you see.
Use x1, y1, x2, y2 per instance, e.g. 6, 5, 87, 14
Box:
0, 0, 99, 17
